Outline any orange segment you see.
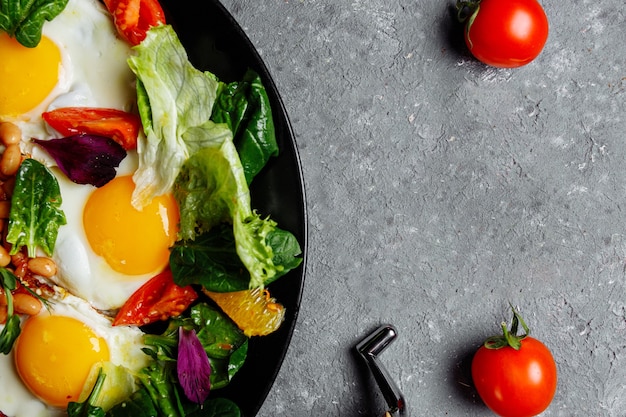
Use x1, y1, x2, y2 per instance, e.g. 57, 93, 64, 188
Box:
203, 288, 285, 337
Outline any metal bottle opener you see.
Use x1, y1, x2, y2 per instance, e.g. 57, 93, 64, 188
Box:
356, 324, 408, 417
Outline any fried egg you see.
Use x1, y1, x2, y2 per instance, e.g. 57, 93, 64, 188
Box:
52, 153, 180, 310
0, 0, 136, 142
0, 291, 149, 416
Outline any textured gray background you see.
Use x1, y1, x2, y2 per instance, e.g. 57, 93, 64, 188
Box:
219, 0, 625, 416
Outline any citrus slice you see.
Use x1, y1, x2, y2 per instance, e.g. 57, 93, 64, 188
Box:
203, 288, 285, 337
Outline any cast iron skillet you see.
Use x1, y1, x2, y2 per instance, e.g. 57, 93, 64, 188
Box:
157, 1, 308, 416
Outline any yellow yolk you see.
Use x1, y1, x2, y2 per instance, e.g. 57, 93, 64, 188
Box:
0, 32, 61, 117
14, 315, 110, 408
83, 175, 179, 276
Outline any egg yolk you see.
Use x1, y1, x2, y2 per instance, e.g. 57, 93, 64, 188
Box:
14, 314, 110, 408
0, 32, 60, 117
83, 175, 179, 276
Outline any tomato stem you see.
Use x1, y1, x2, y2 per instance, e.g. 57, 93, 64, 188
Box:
456, 0, 481, 23
484, 304, 530, 351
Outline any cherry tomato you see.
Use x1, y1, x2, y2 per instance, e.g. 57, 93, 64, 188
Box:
42, 107, 141, 150
471, 308, 557, 417
459, 0, 549, 68
103, 0, 166, 45
113, 269, 198, 326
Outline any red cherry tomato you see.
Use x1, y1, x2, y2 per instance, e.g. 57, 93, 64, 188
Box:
460, 0, 549, 68
42, 107, 141, 150
471, 308, 557, 417
103, 0, 166, 45
113, 269, 198, 326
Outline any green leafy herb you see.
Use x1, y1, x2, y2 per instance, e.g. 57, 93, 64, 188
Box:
0, 0, 69, 48
0, 268, 20, 354
6, 158, 67, 257
67, 367, 106, 417
212, 69, 279, 185
106, 387, 158, 417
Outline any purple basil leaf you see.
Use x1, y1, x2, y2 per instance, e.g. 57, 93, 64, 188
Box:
32, 135, 127, 188
177, 327, 211, 404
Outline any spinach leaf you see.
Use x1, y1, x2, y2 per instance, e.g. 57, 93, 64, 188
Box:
0, 268, 20, 354
0, 0, 69, 47
170, 224, 250, 292
170, 223, 302, 291
6, 158, 67, 257
212, 69, 278, 185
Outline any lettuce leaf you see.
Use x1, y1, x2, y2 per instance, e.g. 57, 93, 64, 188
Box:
174, 144, 280, 288
127, 24, 224, 209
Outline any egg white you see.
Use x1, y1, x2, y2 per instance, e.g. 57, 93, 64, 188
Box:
0, 289, 149, 417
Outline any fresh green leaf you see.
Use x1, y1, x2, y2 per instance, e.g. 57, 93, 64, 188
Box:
0, 314, 20, 354
0, 0, 69, 47
67, 367, 106, 417
0, 268, 20, 354
174, 147, 281, 288
6, 158, 67, 257
170, 224, 302, 291
170, 225, 251, 292
212, 69, 279, 184
127, 24, 224, 209
137, 360, 185, 417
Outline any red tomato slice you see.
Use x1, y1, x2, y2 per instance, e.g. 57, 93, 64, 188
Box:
104, 0, 166, 45
113, 269, 198, 326
42, 107, 141, 150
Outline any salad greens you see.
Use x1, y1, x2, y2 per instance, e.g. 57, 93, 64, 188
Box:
0, 268, 20, 354
129, 24, 302, 290
0, 0, 69, 47
6, 158, 67, 257
212, 69, 279, 185
87, 303, 246, 417
67, 368, 107, 417
127, 24, 224, 210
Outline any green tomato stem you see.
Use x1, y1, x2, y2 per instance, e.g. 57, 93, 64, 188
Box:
484, 304, 530, 351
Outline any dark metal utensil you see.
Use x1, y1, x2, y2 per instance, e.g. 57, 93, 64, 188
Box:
356, 324, 408, 416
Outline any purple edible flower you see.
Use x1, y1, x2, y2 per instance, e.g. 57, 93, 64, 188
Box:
177, 327, 211, 404
32, 134, 126, 188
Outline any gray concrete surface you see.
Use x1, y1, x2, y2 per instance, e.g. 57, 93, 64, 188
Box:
219, 0, 625, 415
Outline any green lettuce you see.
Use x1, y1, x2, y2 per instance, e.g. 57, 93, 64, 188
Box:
173, 143, 281, 289
127, 24, 228, 210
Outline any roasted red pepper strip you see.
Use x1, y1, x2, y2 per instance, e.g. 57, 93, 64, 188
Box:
103, 0, 166, 45
113, 269, 198, 326
42, 107, 141, 150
